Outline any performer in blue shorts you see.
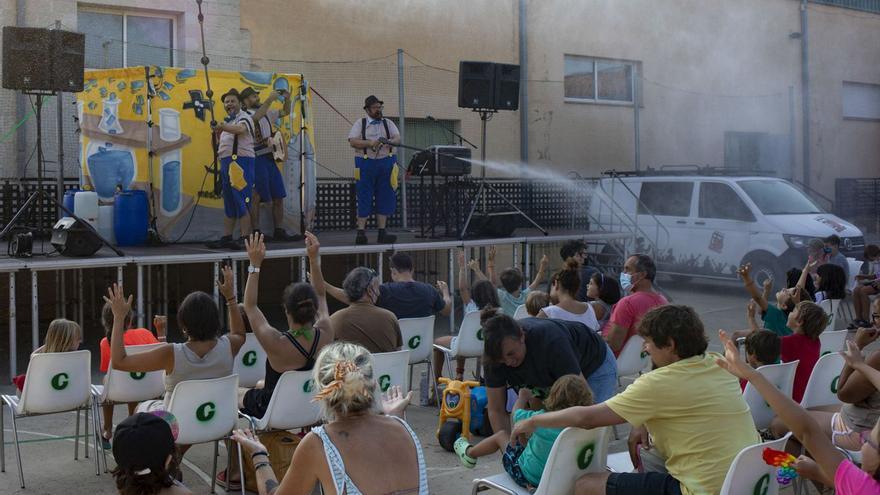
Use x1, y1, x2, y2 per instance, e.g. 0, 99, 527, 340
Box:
347, 95, 401, 245
240, 87, 302, 242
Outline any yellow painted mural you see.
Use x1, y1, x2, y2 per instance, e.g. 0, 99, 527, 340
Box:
78, 66, 315, 241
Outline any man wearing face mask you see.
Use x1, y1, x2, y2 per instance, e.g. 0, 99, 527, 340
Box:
604, 254, 668, 356
347, 95, 401, 245
329, 266, 402, 353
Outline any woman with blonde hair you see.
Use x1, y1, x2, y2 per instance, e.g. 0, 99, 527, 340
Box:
13, 319, 83, 392
231, 342, 427, 495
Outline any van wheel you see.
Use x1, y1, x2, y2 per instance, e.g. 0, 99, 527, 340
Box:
745, 254, 783, 292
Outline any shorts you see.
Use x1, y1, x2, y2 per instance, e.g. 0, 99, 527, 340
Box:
501, 444, 532, 489
254, 153, 287, 202
354, 155, 398, 217
220, 155, 254, 218
831, 412, 864, 451
606, 472, 683, 495
586, 344, 618, 403
135, 399, 166, 414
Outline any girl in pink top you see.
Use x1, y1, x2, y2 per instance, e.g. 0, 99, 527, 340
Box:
718, 331, 880, 495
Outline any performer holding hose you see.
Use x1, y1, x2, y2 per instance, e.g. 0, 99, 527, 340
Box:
347, 95, 401, 245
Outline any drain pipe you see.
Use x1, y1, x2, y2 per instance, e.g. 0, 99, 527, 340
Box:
518, 0, 528, 168
800, 0, 811, 190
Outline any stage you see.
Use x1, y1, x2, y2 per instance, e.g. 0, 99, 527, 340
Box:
0, 228, 632, 380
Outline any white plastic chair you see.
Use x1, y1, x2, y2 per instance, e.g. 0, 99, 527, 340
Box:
743, 361, 799, 430
512, 305, 529, 320
232, 333, 267, 389
399, 315, 438, 396
166, 375, 243, 494
239, 370, 321, 432
718, 434, 791, 495
0, 350, 100, 488
847, 258, 863, 293
800, 352, 844, 410
471, 426, 610, 495
818, 299, 845, 332
92, 343, 166, 472
819, 329, 848, 357
434, 310, 484, 379
616, 335, 650, 387
372, 349, 412, 394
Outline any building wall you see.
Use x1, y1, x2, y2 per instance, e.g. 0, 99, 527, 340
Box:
807, 2, 880, 197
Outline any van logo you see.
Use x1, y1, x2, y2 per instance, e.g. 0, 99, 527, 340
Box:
196, 402, 216, 422
576, 443, 595, 469
408, 336, 421, 349
379, 374, 392, 392
51, 372, 69, 390
242, 350, 258, 367
708, 231, 724, 253
130, 371, 146, 380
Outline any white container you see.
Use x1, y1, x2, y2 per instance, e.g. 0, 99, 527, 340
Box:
97, 204, 116, 244
159, 108, 181, 142
73, 191, 99, 229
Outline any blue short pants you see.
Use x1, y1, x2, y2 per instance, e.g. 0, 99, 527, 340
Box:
501, 444, 531, 489
253, 153, 287, 202
354, 155, 398, 218
220, 155, 254, 219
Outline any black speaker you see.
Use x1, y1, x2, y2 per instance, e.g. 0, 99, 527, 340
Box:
2, 27, 53, 91
494, 63, 520, 111
2, 27, 85, 92
51, 217, 102, 257
458, 61, 496, 109
51, 30, 85, 92
465, 210, 518, 238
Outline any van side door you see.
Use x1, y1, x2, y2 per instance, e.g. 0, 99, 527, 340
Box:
689, 181, 757, 278
635, 180, 696, 275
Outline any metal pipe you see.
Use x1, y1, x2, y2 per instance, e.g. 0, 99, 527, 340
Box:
524, 243, 531, 284
397, 48, 408, 229
77, 269, 83, 327
633, 64, 641, 171
55, 21, 65, 214
137, 265, 144, 327
15, 0, 27, 176
448, 248, 455, 333
162, 265, 168, 316
518, 0, 529, 166
59, 271, 65, 318
146, 265, 151, 327
378, 254, 384, 284
117, 266, 123, 287
31, 271, 38, 350
800, 0, 811, 189
10, 272, 17, 378
789, 85, 796, 180
213, 262, 220, 306
299, 256, 307, 283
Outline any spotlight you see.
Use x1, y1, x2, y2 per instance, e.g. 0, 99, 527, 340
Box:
10, 231, 33, 258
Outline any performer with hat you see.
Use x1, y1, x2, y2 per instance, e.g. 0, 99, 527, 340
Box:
347, 95, 401, 245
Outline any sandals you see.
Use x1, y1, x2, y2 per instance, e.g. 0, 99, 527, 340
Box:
215, 469, 242, 491
454, 437, 476, 468
101, 432, 112, 450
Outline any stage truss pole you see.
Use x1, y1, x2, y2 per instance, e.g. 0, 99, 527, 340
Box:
448, 248, 455, 333
137, 265, 144, 327
9, 272, 17, 378
31, 271, 38, 351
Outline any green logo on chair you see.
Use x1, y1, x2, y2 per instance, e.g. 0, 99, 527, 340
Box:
379, 374, 392, 392
753, 473, 770, 495
477, 329, 484, 341
51, 372, 69, 391
640, 351, 648, 359
130, 371, 146, 380
408, 336, 421, 349
196, 402, 216, 422
242, 350, 258, 367
831, 375, 840, 394
576, 443, 595, 469
303, 379, 315, 393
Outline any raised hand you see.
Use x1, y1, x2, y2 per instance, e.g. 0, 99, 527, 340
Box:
436, 280, 449, 297
103, 283, 133, 320
217, 265, 235, 300
304, 231, 320, 258
854, 326, 880, 350
841, 339, 865, 368
715, 330, 757, 380
737, 263, 752, 281
467, 259, 480, 271
245, 232, 266, 267
487, 245, 496, 263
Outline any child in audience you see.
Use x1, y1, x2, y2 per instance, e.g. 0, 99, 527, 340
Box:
473, 245, 548, 316
798, 258, 847, 304
525, 290, 550, 317
738, 263, 809, 337
782, 300, 828, 403
98, 302, 163, 448
586, 271, 622, 334
717, 330, 879, 495
453, 374, 593, 489
740, 329, 781, 390
12, 318, 83, 392
852, 244, 880, 328
111, 412, 191, 495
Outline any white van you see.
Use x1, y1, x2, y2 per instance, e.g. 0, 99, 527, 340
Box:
589, 174, 864, 286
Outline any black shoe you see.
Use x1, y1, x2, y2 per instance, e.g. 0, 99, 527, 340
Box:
274, 229, 303, 242
355, 231, 368, 245
377, 231, 397, 244
206, 236, 233, 249
227, 238, 245, 250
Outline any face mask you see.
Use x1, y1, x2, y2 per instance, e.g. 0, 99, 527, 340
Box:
823, 247, 832, 254
620, 272, 633, 292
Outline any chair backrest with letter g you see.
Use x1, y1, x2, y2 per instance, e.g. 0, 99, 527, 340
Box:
19, 350, 92, 415
167, 375, 239, 445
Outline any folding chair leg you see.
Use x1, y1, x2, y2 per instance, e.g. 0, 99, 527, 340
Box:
211, 439, 219, 494
74, 409, 81, 460
98, 402, 108, 472
1, 402, 5, 473
237, 442, 245, 495
84, 403, 90, 459
91, 400, 101, 475
10, 410, 24, 488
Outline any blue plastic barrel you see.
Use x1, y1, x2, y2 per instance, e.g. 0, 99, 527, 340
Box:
113, 190, 148, 246
62, 188, 79, 216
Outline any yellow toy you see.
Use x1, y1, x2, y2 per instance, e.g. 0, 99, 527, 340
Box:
436, 377, 480, 451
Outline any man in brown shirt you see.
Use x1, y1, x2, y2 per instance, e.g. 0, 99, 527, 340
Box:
330, 267, 402, 353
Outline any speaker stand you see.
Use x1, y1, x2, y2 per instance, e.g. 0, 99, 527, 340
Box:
0, 189, 124, 257
459, 109, 547, 239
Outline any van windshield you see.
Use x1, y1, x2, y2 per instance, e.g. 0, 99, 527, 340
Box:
738, 180, 823, 215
